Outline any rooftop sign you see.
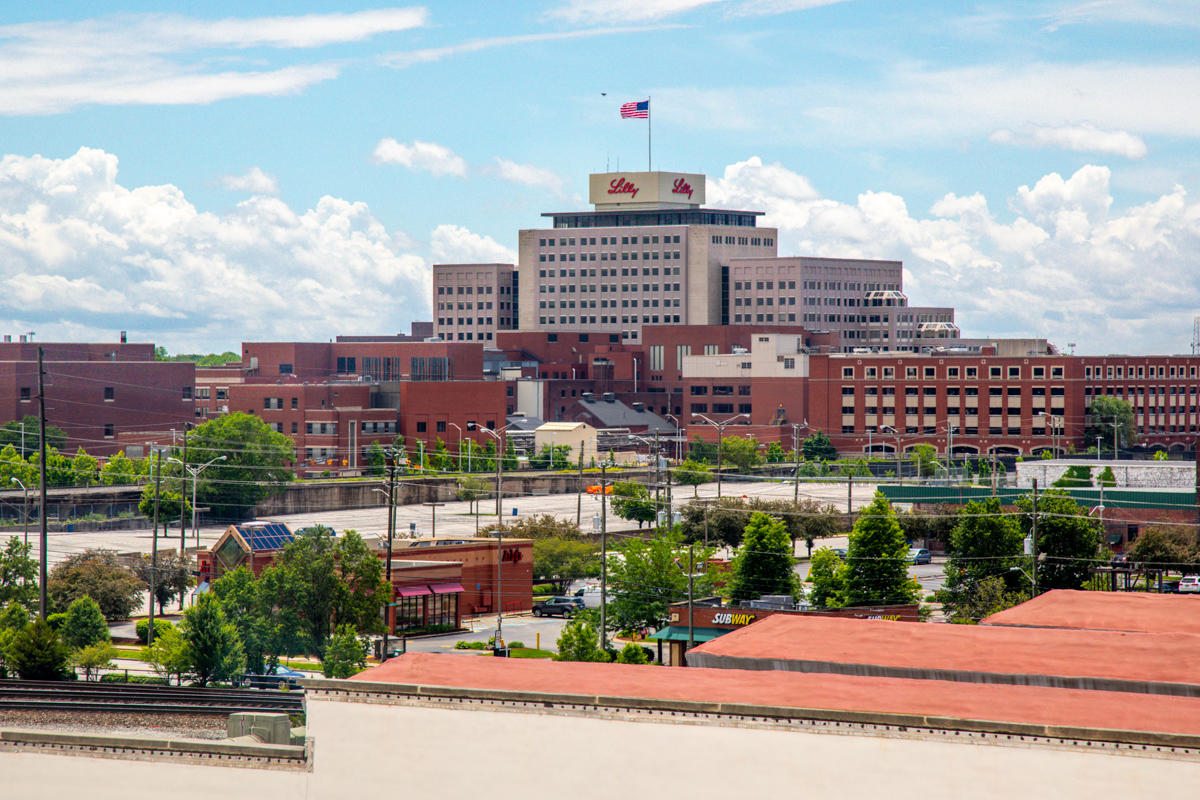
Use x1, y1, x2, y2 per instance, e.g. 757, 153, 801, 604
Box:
589, 171, 706, 209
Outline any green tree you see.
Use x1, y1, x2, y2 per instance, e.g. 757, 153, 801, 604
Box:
687, 436, 718, 464
1129, 527, 1200, 572
8, 618, 70, 680
1096, 466, 1116, 487
935, 498, 1025, 623
615, 641, 650, 664
843, 494, 921, 606
610, 481, 657, 528
606, 532, 715, 635
533, 538, 600, 594
481, 513, 580, 540
187, 412, 295, 518
61, 595, 110, 650
70, 642, 116, 681
1052, 465, 1092, 488
802, 430, 838, 461
69, 448, 99, 486
728, 512, 799, 601
456, 475, 491, 523
131, 550, 192, 614
143, 625, 192, 686
720, 436, 762, 472
1085, 395, 1137, 452
0, 536, 38, 611
553, 618, 609, 662
909, 443, 938, 478
42, 450, 76, 487
0, 416, 66, 458
322, 624, 368, 678
1016, 491, 1103, 591
765, 442, 786, 463
0, 601, 30, 677
672, 459, 712, 497
48, 550, 145, 620
264, 528, 389, 658
210, 566, 299, 674
100, 451, 148, 486
807, 547, 847, 608
138, 484, 191, 527
180, 593, 245, 687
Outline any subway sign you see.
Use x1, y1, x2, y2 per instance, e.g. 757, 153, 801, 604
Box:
711, 612, 757, 626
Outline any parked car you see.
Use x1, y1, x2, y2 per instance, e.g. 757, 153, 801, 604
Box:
832, 548, 849, 560
532, 596, 584, 617
1178, 576, 1200, 594
908, 547, 932, 565
241, 663, 306, 690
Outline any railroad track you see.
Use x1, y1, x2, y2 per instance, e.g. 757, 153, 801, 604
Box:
0, 679, 304, 716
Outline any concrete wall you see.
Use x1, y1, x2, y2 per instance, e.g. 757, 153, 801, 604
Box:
1016, 459, 1195, 489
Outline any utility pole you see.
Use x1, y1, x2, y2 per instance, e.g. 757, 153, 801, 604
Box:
686, 543, 695, 657
1031, 478, 1039, 598
423, 501, 445, 538
653, 430, 661, 526
599, 461, 609, 651
846, 475, 854, 529
576, 443, 584, 527
148, 447, 162, 646
179, 423, 189, 558
36, 347, 48, 619
382, 455, 397, 661
792, 423, 801, 506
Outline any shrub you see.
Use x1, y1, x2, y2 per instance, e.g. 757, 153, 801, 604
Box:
507, 641, 525, 649
46, 613, 67, 630
135, 618, 175, 644
62, 596, 110, 650
454, 640, 488, 650
615, 641, 650, 664
9, 619, 71, 680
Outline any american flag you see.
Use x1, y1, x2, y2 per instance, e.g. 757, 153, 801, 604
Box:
620, 100, 649, 119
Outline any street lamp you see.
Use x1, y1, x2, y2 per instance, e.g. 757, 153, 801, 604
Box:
10, 477, 28, 547
168, 455, 227, 549
448, 423, 463, 472
880, 425, 902, 484
478, 426, 506, 646
664, 413, 684, 462
691, 413, 749, 498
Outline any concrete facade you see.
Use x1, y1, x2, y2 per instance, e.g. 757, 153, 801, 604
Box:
432, 262, 517, 343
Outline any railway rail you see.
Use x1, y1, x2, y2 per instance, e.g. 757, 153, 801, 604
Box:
0, 679, 304, 716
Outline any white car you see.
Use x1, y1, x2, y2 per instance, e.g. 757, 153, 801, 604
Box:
1179, 576, 1200, 593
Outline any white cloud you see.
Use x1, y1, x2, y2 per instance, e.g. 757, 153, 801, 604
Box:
489, 159, 566, 195
380, 25, 673, 68
1043, 0, 1200, 31
0, 9, 427, 115
990, 124, 1147, 159
429, 225, 516, 265
372, 139, 468, 177
708, 156, 1200, 353
547, 0, 724, 23
219, 167, 280, 195
0, 147, 442, 349
728, 0, 850, 17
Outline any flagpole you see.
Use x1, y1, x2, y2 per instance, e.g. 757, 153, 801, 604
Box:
647, 95, 652, 171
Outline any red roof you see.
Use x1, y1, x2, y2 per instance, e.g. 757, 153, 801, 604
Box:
352, 652, 1200, 737
687, 613, 1200, 686
983, 589, 1200, 634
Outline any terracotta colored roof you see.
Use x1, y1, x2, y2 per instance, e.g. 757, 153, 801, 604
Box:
351, 652, 1200, 737
983, 589, 1200, 635
686, 613, 1200, 686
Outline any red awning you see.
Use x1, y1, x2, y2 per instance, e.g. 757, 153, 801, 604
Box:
397, 585, 432, 597
429, 582, 465, 595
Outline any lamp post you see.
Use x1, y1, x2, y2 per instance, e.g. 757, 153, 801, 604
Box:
664, 413, 684, 462
448, 423, 463, 472
479, 426, 506, 644
880, 425, 901, 484
382, 453, 398, 661
10, 478, 28, 547
170, 455, 227, 549
691, 413, 749, 498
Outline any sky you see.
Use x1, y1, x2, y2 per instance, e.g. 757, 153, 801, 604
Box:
0, 0, 1198, 355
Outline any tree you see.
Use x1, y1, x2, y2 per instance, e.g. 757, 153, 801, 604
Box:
1016, 491, 1102, 591
0, 415, 66, 457
610, 481, 657, 528
728, 512, 799, 601
144, 625, 192, 686
366, 443, 386, 477
61, 596, 110, 650
909, 444, 938, 478
8, 618, 70, 680
264, 528, 389, 658
529, 444, 571, 471
456, 475, 491, 522
765, 442, 787, 463
1096, 466, 1116, 487
843, 494, 921, 606
210, 566, 300, 675
322, 624, 368, 678
807, 548, 847, 608
180, 593, 245, 686
802, 430, 838, 461
481, 513, 580, 540
553, 618, 609, 662
0, 536, 38, 611
687, 436, 718, 464
935, 498, 1025, 623
1130, 527, 1200, 572
533, 538, 600, 594
70, 448, 99, 487
1053, 465, 1092, 488
138, 484, 191, 526
131, 550, 192, 614
100, 452, 148, 486
606, 532, 715, 635
1085, 395, 1137, 452
0, 601, 30, 677
187, 412, 295, 518
615, 641, 650, 664
677, 497, 841, 551
720, 436, 761, 472
48, 550, 145, 620
70, 642, 116, 681
672, 459, 712, 497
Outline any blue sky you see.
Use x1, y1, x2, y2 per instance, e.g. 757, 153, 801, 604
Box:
1, 1, 1198, 353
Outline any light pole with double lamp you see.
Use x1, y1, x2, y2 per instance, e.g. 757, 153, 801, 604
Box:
691, 413, 749, 498
448, 423, 463, 472
664, 413, 684, 462
169, 455, 227, 549
478, 426, 507, 648
880, 425, 902, 484
10, 477, 28, 547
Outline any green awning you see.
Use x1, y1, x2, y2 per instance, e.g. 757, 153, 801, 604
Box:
647, 626, 726, 643
1108, 533, 1124, 545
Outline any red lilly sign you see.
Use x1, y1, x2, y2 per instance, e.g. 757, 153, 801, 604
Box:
608, 177, 639, 199
672, 177, 693, 198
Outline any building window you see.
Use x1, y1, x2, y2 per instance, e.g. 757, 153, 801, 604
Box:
279, 363, 293, 375
436, 421, 447, 433
182, 386, 193, 400
291, 422, 298, 434
103, 423, 114, 438
416, 421, 427, 433
104, 386, 115, 401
